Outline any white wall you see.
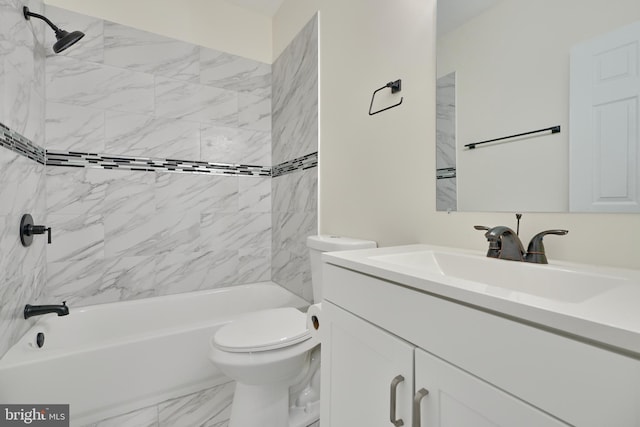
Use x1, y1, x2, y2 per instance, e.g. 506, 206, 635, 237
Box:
438, 0, 640, 212
44, 0, 272, 63
317, 0, 434, 247
309, 0, 640, 270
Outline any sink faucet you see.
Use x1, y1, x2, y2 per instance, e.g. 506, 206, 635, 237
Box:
474, 226, 568, 264
475, 225, 525, 261
24, 301, 69, 319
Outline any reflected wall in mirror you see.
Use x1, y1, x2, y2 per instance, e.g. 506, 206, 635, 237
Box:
436, 0, 640, 213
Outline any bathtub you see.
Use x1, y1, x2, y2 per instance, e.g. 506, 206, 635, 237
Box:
0, 282, 309, 426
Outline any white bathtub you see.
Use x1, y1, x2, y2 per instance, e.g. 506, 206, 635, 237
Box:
0, 282, 309, 426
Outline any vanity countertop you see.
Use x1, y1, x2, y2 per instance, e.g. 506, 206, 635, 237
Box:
322, 244, 640, 356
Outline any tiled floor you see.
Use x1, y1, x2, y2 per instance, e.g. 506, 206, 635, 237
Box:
84, 380, 320, 427
86, 381, 235, 427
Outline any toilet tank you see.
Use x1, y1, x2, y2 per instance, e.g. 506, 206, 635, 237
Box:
307, 235, 377, 302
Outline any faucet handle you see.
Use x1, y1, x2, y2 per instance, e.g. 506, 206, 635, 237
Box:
20, 214, 53, 246
474, 226, 500, 258
525, 229, 568, 264
537, 229, 569, 236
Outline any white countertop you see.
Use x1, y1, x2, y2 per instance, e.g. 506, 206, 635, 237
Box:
323, 244, 640, 356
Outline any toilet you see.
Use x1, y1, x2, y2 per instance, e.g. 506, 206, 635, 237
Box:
209, 235, 377, 427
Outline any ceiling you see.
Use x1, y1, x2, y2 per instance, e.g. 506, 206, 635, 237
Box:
223, 0, 501, 29
226, 0, 499, 28
225, 0, 286, 16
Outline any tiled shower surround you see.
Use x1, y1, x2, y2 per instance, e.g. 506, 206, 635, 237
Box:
41, 5, 276, 307
272, 16, 319, 301
37, 7, 318, 308
0, 0, 47, 364
436, 72, 457, 212
0, 1, 319, 424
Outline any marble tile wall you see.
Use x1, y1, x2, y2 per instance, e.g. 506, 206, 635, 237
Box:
271, 15, 319, 302
272, 168, 318, 301
272, 15, 318, 165
40, 6, 274, 306
0, 0, 47, 358
43, 5, 272, 165
42, 167, 272, 306
436, 72, 457, 212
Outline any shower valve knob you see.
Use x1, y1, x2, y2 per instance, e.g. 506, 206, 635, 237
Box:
20, 214, 52, 246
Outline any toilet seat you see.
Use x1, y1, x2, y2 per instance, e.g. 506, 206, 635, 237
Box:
214, 308, 311, 353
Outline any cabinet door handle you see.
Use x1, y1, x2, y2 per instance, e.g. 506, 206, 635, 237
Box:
412, 388, 430, 427
389, 375, 405, 426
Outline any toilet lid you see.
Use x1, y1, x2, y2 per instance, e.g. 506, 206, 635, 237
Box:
214, 308, 311, 353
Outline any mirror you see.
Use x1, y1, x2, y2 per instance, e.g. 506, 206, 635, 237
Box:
436, 0, 640, 212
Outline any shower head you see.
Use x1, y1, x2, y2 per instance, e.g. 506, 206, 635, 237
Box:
52, 29, 85, 53
23, 6, 85, 53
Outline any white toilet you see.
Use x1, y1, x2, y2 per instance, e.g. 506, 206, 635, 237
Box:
209, 235, 377, 427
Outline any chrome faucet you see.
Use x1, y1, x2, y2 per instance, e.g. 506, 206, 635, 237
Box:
474, 225, 568, 264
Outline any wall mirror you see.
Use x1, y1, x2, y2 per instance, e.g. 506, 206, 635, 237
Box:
436, 0, 640, 213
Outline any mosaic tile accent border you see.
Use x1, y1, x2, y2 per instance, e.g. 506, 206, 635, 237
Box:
436, 167, 456, 180
0, 121, 317, 177
46, 150, 272, 176
0, 122, 46, 164
272, 152, 318, 177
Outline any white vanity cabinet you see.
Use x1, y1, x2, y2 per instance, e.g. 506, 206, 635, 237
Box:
322, 301, 568, 427
320, 261, 640, 427
322, 302, 413, 426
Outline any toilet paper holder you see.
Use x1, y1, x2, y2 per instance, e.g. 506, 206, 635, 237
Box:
311, 315, 320, 330
307, 303, 322, 335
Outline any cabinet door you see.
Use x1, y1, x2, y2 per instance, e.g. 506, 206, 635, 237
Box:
321, 302, 414, 427
414, 349, 569, 427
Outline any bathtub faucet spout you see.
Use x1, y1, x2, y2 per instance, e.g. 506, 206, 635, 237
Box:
24, 301, 69, 319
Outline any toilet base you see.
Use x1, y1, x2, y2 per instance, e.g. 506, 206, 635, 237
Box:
289, 400, 320, 427
229, 382, 289, 427
289, 346, 321, 427
228, 382, 319, 427
227, 351, 321, 427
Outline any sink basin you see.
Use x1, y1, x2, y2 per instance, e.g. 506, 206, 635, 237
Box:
369, 250, 627, 303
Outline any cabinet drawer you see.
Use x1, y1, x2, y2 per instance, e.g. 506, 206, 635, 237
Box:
324, 263, 640, 427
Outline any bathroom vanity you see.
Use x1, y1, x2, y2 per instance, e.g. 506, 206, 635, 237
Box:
319, 245, 640, 426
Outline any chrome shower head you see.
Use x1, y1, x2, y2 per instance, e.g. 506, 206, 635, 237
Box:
23, 6, 85, 53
